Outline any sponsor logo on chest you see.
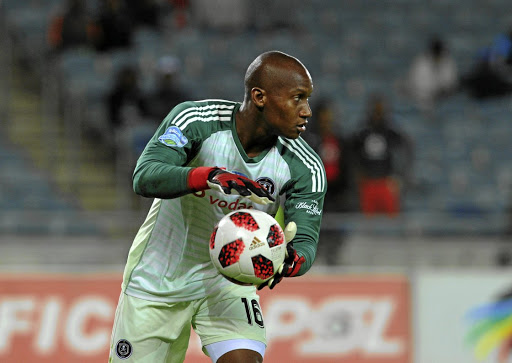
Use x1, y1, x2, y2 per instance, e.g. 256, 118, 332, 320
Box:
193, 190, 255, 211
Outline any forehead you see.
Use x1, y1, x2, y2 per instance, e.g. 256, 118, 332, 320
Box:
267, 64, 313, 95
292, 69, 313, 93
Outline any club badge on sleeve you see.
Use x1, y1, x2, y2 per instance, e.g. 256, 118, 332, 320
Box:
158, 126, 188, 147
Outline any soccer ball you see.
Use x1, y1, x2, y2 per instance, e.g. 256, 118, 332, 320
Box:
209, 209, 287, 286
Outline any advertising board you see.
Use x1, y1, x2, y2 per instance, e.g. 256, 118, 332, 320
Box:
0, 274, 411, 363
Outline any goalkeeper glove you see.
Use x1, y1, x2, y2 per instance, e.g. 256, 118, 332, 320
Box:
188, 166, 274, 205
258, 221, 305, 290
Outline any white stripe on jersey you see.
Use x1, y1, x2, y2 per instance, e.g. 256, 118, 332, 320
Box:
195, 99, 237, 103
279, 137, 325, 193
171, 103, 236, 130
178, 114, 232, 130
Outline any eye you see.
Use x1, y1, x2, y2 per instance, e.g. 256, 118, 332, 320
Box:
294, 94, 305, 103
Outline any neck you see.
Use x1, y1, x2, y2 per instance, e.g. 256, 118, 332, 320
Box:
235, 106, 276, 158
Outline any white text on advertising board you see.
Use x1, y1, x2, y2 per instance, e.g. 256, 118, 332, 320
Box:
265, 297, 404, 355
0, 296, 113, 355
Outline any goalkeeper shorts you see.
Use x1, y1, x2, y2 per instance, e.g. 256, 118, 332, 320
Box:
109, 284, 266, 362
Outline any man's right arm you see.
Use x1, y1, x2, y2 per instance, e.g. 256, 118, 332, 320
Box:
133, 158, 193, 199
133, 142, 274, 204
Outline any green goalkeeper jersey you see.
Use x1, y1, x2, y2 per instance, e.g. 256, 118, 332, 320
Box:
122, 99, 326, 302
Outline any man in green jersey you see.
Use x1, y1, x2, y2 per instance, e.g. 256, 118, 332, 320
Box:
109, 51, 327, 362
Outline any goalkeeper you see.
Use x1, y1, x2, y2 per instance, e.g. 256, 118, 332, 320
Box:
109, 51, 327, 363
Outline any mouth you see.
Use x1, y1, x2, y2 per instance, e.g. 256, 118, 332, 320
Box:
297, 121, 308, 133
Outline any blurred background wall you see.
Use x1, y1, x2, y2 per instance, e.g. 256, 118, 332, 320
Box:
1, 0, 511, 362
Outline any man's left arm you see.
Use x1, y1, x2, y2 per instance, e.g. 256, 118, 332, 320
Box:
257, 188, 325, 290
283, 189, 326, 276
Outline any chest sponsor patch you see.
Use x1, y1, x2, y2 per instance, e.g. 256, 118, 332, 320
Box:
158, 126, 188, 147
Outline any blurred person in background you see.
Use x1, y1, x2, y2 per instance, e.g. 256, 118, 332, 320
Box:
107, 65, 150, 165
108, 51, 326, 362
303, 99, 354, 212
167, 0, 191, 29
106, 65, 154, 182
406, 35, 459, 113
92, 0, 134, 52
108, 65, 148, 133
125, 0, 162, 30
462, 26, 512, 99
302, 99, 355, 265
486, 26, 512, 68
351, 93, 414, 216
47, 0, 95, 53
144, 55, 190, 123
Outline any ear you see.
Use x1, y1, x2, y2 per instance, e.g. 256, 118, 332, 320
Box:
251, 87, 266, 108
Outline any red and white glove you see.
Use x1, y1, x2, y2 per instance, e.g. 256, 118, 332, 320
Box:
188, 166, 274, 205
258, 222, 305, 290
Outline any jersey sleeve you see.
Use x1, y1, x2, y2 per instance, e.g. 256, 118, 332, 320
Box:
132, 101, 213, 199
280, 139, 327, 276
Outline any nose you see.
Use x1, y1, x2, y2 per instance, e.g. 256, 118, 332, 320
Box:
300, 103, 312, 118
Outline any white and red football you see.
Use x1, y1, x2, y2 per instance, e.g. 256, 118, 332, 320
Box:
209, 209, 286, 285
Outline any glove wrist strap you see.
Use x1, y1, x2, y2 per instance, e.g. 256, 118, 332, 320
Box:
187, 166, 218, 192
287, 256, 305, 277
